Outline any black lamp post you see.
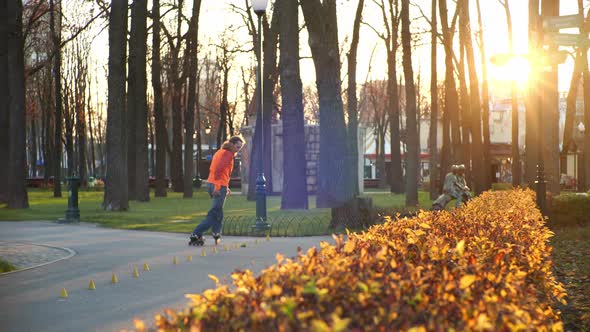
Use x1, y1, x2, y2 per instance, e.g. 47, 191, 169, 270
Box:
252, 0, 270, 233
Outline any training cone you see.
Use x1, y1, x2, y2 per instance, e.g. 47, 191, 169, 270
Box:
266, 233, 270, 241
143, 263, 150, 271
88, 280, 96, 290
173, 256, 178, 265
224, 244, 230, 251
201, 249, 206, 257
60, 288, 68, 298
111, 273, 118, 284
234, 243, 239, 249
255, 239, 259, 245
133, 267, 140, 278
212, 247, 218, 254
187, 255, 193, 262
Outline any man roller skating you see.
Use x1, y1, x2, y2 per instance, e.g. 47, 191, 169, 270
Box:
189, 136, 244, 246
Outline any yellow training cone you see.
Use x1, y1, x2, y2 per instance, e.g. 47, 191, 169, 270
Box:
255, 239, 259, 245
233, 243, 239, 249
60, 288, 68, 298
111, 273, 119, 284
224, 244, 230, 251
88, 280, 96, 290
143, 263, 150, 271
201, 249, 206, 257
266, 233, 270, 241
212, 247, 218, 254
133, 267, 140, 278
187, 255, 193, 262
173, 256, 178, 265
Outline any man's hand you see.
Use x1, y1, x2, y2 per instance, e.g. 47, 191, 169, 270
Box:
227, 188, 231, 197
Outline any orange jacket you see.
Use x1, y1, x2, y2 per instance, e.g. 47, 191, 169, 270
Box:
208, 149, 234, 191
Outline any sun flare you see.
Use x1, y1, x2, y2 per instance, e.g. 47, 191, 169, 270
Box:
490, 57, 531, 89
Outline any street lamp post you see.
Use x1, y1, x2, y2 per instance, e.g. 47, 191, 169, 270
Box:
252, 0, 270, 233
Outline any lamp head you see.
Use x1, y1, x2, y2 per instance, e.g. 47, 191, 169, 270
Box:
252, 0, 268, 15
578, 122, 586, 133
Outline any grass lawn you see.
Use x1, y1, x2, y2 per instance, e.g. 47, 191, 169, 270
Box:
0, 258, 17, 273
551, 224, 590, 330
0, 188, 433, 234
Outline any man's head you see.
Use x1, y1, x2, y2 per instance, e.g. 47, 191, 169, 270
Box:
451, 165, 458, 173
456, 164, 466, 175
224, 135, 244, 154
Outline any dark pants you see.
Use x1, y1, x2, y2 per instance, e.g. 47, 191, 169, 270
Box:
191, 183, 227, 236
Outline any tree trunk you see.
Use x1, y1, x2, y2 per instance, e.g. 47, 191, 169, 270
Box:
475, 0, 492, 190
346, 0, 364, 196
152, 0, 167, 197
103, 0, 129, 211
429, 0, 439, 199
88, 91, 96, 177
279, 0, 308, 209
183, 0, 201, 198
500, 0, 521, 187
541, 0, 560, 195
300, 0, 354, 214
457, 36, 471, 176
30, 119, 37, 177
6, 0, 29, 208
439, 0, 461, 164
401, 0, 418, 206
50, 0, 62, 197
583, 48, 590, 191
132, 0, 149, 201
525, 0, 540, 186
461, 0, 485, 194
0, 7, 9, 202
170, 0, 184, 193
127, 0, 139, 200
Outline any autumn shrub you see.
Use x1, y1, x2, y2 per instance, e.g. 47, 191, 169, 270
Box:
145, 189, 566, 332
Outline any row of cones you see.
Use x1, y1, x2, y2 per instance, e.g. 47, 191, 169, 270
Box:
59, 236, 272, 298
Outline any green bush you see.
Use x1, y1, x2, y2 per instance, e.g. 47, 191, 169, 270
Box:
0, 258, 17, 273
491, 182, 513, 191
549, 193, 590, 228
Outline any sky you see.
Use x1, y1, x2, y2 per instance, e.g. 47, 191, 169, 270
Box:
82, 0, 587, 115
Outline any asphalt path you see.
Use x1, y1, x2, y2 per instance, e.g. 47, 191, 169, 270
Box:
0, 221, 333, 332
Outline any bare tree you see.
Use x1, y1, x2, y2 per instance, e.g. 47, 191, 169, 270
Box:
475, 0, 492, 190
439, 0, 461, 183
300, 0, 356, 227
346, 0, 364, 196
0, 0, 9, 203
497, 0, 521, 186
152, 0, 168, 197
401, 0, 418, 206
460, 0, 485, 194
428, 0, 439, 199
279, 0, 308, 210
183, 0, 201, 198
103, 0, 129, 211
4, 0, 30, 208
49, 0, 63, 197
366, 0, 404, 193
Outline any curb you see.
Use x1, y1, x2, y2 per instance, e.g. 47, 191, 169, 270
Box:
0, 242, 76, 276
